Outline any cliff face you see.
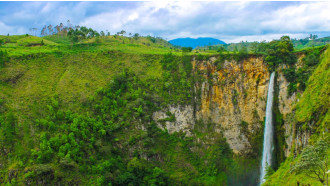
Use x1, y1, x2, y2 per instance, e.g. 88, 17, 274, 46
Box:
154, 56, 271, 155
277, 54, 312, 157
153, 53, 312, 157
152, 105, 195, 135
195, 56, 269, 154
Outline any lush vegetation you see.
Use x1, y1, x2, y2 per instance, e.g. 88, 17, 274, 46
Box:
0, 24, 329, 185
198, 35, 330, 53
264, 45, 330, 186
0, 41, 235, 185
283, 46, 325, 95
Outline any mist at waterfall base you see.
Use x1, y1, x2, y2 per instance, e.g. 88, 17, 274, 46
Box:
260, 72, 275, 185
227, 158, 261, 186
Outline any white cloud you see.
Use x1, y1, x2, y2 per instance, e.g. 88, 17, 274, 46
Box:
1, 1, 329, 43
0, 21, 27, 35
261, 2, 330, 32
0, 22, 14, 35
222, 33, 309, 43
41, 3, 53, 14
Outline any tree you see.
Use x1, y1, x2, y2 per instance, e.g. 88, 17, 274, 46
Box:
55, 25, 61, 34
265, 36, 296, 71
59, 23, 64, 30
59, 23, 65, 36
47, 24, 53, 35
100, 31, 105, 37
0, 38, 4, 46
264, 163, 275, 180
237, 44, 248, 60
119, 30, 126, 36
67, 29, 80, 44
147, 167, 168, 185
290, 138, 329, 185
133, 33, 139, 40
182, 47, 192, 52
217, 46, 226, 54
41, 26, 47, 36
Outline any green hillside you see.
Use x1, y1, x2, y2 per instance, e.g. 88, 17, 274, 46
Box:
0, 34, 235, 185
196, 36, 330, 54
0, 33, 329, 185
264, 45, 330, 186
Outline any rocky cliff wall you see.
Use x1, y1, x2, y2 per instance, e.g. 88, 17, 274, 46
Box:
153, 54, 309, 156
276, 54, 312, 157
194, 56, 269, 155
153, 56, 270, 155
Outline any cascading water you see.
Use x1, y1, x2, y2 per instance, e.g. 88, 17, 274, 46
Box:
259, 72, 275, 185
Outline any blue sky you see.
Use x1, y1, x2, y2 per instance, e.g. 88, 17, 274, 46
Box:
0, 1, 329, 43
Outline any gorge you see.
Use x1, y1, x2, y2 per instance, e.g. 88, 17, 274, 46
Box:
0, 34, 328, 185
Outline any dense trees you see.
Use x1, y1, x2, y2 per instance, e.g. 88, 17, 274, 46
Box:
283, 46, 323, 95
0, 52, 237, 184
265, 36, 296, 71
182, 47, 192, 52
290, 138, 329, 185
67, 26, 100, 44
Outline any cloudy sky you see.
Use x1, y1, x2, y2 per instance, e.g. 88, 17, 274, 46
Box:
0, 1, 329, 43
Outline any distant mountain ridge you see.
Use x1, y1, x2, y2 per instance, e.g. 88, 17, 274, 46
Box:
169, 37, 226, 49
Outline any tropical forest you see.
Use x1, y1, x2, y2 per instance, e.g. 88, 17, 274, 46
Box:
0, 1, 329, 186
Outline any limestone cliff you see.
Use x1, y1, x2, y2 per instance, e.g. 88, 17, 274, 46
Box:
152, 105, 194, 135
152, 53, 314, 156
276, 54, 312, 157
154, 55, 270, 155
194, 56, 269, 154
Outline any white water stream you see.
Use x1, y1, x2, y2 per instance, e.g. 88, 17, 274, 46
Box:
260, 72, 275, 185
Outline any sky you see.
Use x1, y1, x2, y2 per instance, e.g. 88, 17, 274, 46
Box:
0, 1, 329, 43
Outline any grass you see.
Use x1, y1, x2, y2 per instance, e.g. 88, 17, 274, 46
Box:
0, 34, 329, 185
16, 36, 58, 46
1, 34, 229, 58
294, 45, 330, 126
263, 45, 330, 186
263, 157, 323, 186
0, 51, 165, 119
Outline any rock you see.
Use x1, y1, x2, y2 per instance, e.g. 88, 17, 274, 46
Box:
152, 54, 308, 156
153, 105, 195, 136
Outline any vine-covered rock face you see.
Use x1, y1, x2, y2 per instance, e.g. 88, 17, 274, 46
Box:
153, 53, 310, 157
153, 55, 270, 155
196, 56, 269, 155
153, 105, 195, 136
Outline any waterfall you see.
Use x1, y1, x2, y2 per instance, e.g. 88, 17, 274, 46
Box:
260, 72, 275, 185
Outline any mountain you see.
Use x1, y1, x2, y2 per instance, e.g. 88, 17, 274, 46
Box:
169, 37, 226, 48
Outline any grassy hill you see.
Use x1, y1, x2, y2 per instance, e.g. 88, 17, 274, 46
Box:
0, 34, 329, 185
263, 45, 330, 186
0, 34, 234, 185
196, 36, 330, 53
0, 34, 181, 57
292, 36, 330, 50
